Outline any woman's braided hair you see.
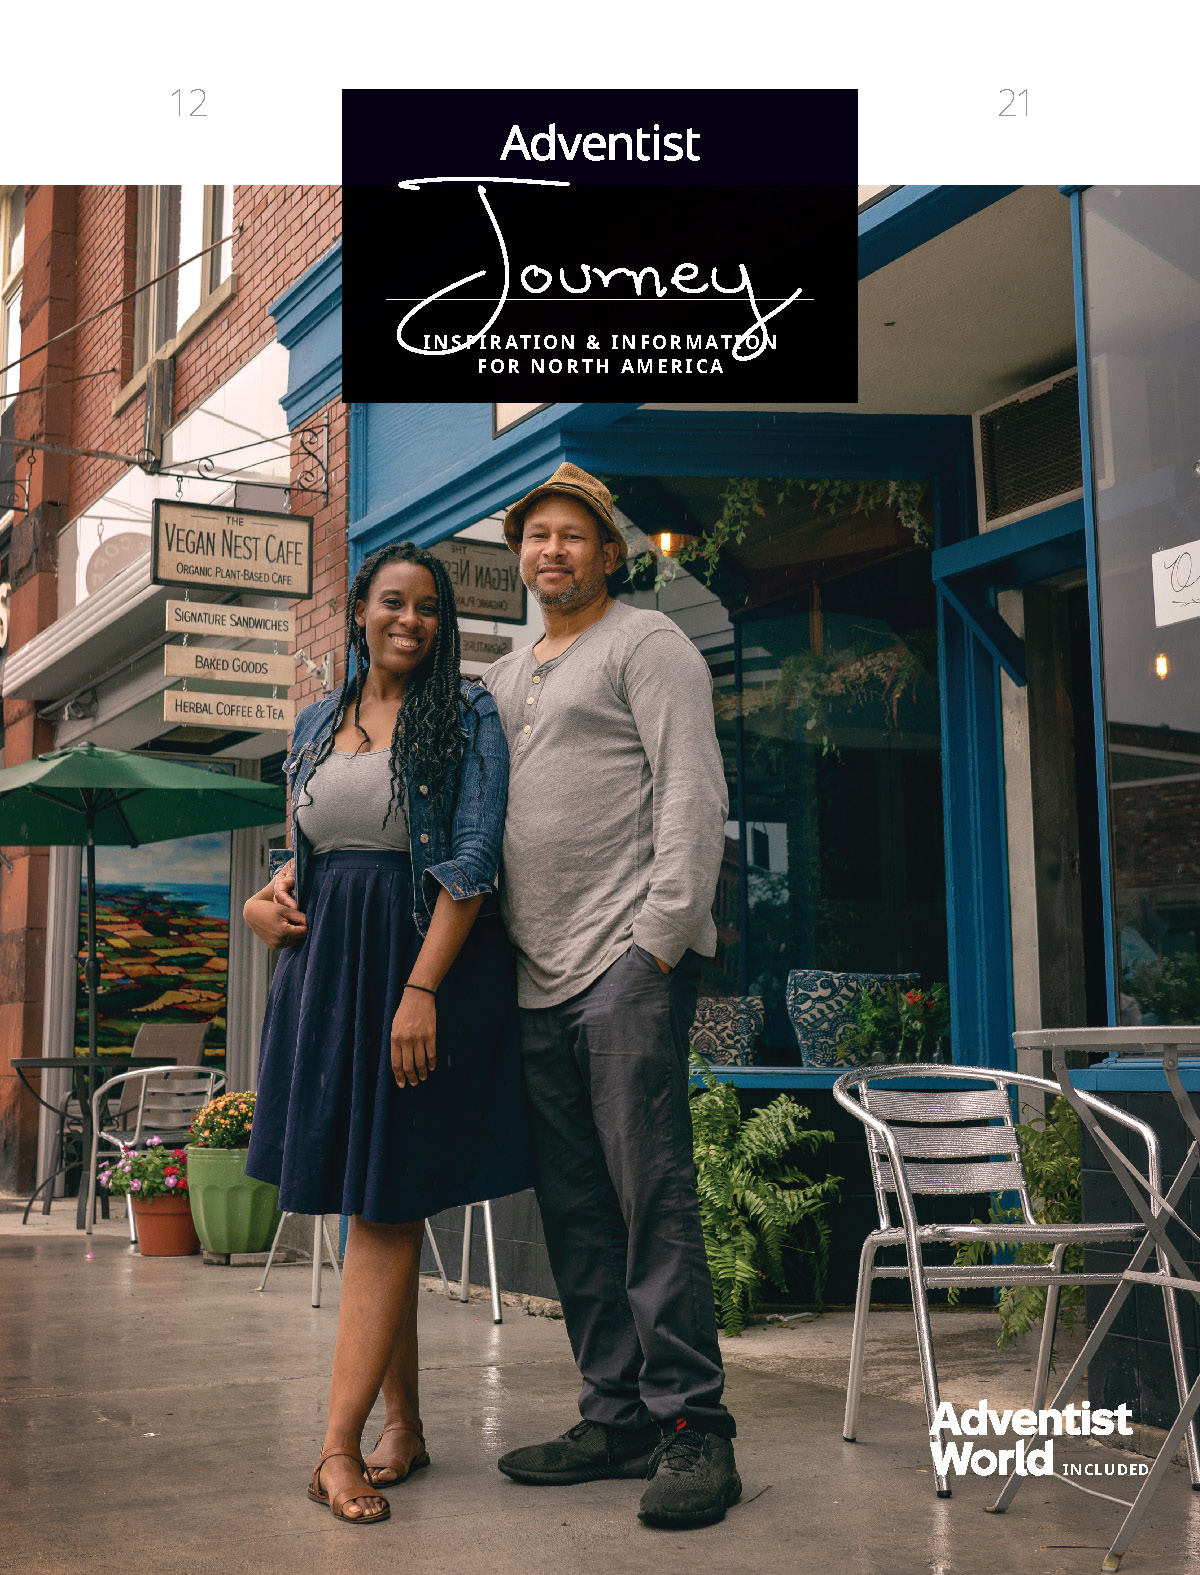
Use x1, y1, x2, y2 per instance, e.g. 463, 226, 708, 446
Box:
304, 541, 480, 831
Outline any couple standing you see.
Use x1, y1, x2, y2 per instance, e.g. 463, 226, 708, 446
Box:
242, 464, 739, 1530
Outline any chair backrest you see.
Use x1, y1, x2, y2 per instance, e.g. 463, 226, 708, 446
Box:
136, 1066, 222, 1140
835, 1065, 1034, 1232
130, 1021, 210, 1061
835, 1062, 1165, 1237
117, 1024, 211, 1119
97, 1065, 225, 1152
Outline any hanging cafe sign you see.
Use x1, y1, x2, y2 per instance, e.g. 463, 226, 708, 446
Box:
162, 689, 295, 731
151, 500, 314, 597
154, 502, 311, 732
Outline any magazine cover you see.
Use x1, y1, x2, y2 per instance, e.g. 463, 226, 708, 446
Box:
1, 19, 1198, 1575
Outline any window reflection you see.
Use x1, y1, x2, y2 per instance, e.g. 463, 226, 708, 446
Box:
1082, 188, 1200, 1023
613, 474, 948, 1064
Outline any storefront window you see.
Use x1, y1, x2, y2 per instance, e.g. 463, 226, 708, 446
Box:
612, 474, 948, 1064
1081, 188, 1200, 1024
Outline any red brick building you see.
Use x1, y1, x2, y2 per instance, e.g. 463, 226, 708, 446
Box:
0, 185, 344, 1194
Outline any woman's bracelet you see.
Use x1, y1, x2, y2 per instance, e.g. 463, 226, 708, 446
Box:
404, 983, 437, 998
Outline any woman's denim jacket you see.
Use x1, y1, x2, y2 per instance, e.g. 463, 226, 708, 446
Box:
284, 680, 508, 937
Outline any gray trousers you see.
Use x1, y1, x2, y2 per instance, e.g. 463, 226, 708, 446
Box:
519, 943, 735, 1437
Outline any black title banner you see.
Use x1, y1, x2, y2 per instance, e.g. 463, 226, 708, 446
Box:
341, 90, 857, 404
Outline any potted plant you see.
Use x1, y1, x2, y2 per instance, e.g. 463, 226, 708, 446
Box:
99, 1138, 200, 1256
186, 1090, 282, 1255
835, 982, 951, 1066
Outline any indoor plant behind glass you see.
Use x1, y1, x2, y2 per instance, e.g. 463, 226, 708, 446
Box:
835, 982, 951, 1065
186, 1090, 282, 1254
99, 1139, 200, 1256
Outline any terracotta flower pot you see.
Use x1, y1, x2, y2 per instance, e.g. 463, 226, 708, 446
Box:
186, 1145, 282, 1255
132, 1191, 201, 1256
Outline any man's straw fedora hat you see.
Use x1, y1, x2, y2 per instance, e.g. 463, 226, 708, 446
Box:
502, 463, 628, 569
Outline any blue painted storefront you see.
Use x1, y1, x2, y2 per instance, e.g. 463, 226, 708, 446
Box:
269, 200, 1180, 1100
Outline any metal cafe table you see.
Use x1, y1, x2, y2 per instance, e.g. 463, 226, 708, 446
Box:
13, 1054, 165, 1229
987, 1027, 1200, 1572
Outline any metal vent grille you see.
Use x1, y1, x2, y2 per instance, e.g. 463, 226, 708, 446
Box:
978, 373, 1082, 523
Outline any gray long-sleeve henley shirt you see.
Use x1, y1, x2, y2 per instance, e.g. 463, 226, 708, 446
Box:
484, 599, 728, 1008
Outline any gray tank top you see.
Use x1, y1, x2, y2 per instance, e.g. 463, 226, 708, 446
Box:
294, 749, 410, 854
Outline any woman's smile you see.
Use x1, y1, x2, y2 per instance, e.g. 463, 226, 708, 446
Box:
357, 561, 440, 680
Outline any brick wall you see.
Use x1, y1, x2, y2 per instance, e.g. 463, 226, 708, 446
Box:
65, 185, 341, 521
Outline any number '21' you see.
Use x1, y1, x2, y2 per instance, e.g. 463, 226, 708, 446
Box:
171, 89, 207, 117
999, 89, 1028, 116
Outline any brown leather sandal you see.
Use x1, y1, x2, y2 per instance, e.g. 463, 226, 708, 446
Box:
365, 1422, 431, 1486
307, 1444, 391, 1523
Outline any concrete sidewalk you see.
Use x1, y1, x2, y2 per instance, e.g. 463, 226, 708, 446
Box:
1, 1223, 1196, 1575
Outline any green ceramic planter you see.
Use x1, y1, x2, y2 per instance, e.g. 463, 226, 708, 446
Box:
186, 1146, 282, 1254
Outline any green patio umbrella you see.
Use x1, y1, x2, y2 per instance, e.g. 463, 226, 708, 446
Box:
0, 743, 286, 1068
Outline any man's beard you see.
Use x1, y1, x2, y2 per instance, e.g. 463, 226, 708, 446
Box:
527, 558, 610, 610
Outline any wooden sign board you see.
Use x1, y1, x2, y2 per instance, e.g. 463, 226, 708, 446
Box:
165, 601, 296, 640
164, 646, 295, 686
164, 690, 294, 730
429, 536, 526, 623
152, 500, 313, 598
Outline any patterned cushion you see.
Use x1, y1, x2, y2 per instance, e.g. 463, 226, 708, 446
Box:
691, 995, 765, 1068
785, 969, 919, 1067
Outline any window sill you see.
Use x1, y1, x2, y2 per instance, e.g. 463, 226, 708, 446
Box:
111, 273, 238, 417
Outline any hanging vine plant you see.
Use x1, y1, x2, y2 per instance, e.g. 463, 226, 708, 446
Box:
624, 474, 931, 591
712, 629, 938, 757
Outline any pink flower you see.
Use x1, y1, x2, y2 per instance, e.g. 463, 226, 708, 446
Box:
130, 1178, 142, 1191
165, 1175, 178, 1188
146, 1136, 163, 1146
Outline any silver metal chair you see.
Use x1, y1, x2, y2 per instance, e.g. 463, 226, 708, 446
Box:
833, 1063, 1178, 1497
85, 1064, 224, 1241
988, 1028, 1200, 1572
258, 1213, 343, 1306
426, 1202, 503, 1324
128, 1022, 211, 1062
459, 1201, 503, 1324
257, 1205, 500, 1323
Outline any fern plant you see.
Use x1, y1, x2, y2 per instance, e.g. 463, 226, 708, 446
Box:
948, 1096, 1083, 1346
689, 1053, 841, 1334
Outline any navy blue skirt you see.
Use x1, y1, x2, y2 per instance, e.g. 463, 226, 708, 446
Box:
245, 850, 534, 1222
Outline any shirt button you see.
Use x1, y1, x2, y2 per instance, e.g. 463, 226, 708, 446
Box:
418, 784, 428, 795
532, 675, 541, 683
523, 724, 531, 734
526, 695, 535, 704
419, 832, 430, 844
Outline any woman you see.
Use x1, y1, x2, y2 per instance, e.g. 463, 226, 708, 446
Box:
243, 541, 532, 1524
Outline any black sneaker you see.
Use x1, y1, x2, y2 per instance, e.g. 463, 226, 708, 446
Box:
637, 1421, 742, 1528
497, 1419, 659, 1485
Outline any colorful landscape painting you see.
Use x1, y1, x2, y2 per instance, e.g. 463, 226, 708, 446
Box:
75, 832, 231, 1061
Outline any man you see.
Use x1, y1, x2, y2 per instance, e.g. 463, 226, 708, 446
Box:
485, 462, 739, 1529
